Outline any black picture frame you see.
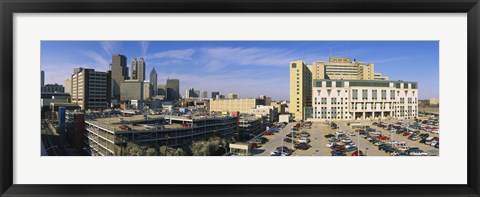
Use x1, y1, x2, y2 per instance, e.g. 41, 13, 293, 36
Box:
1, 0, 479, 196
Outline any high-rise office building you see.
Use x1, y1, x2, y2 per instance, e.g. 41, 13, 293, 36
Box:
131, 57, 146, 81
111, 54, 128, 100
289, 60, 312, 121
166, 78, 180, 100
158, 84, 166, 96
41, 70, 45, 88
202, 91, 208, 98
71, 67, 111, 110
211, 92, 220, 99
186, 87, 200, 98
150, 68, 157, 97
120, 80, 145, 101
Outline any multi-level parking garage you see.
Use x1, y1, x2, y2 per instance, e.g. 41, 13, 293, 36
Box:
84, 114, 238, 156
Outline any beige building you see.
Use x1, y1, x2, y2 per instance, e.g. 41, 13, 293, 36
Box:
64, 78, 72, 94
210, 98, 262, 113
311, 57, 388, 80
429, 97, 439, 105
289, 60, 312, 121
227, 93, 238, 99
143, 81, 151, 100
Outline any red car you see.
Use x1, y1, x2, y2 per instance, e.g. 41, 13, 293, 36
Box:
377, 136, 390, 140
402, 132, 410, 136
351, 150, 365, 156
263, 132, 274, 136
334, 145, 346, 151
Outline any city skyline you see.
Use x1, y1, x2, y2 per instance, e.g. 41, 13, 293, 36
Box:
41, 41, 439, 100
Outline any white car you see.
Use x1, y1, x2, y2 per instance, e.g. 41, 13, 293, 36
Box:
409, 150, 428, 156
432, 129, 439, 134
326, 143, 337, 148
348, 131, 356, 136
431, 141, 438, 147
298, 137, 310, 143
342, 138, 352, 143
390, 128, 397, 133
336, 130, 345, 135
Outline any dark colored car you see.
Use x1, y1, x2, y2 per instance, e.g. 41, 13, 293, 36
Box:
295, 143, 311, 150
283, 138, 293, 143
324, 134, 336, 138
351, 150, 365, 156
286, 132, 298, 138
384, 147, 396, 153
276, 146, 293, 155
345, 146, 357, 152
331, 150, 346, 156
435, 142, 439, 148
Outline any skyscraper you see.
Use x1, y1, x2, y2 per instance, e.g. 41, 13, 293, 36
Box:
289, 60, 312, 121
131, 57, 146, 81
41, 70, 45, 88
166, 78, 180, 101
111, 54, 128, 100
150, 68, 157, 97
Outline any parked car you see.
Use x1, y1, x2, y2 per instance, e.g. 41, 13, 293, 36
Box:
295, 143, 311, 150
409, 150, 428, 156
324, 134, 336, 138
342, 138, 352, 143
348, 131, 356, 136
351, 150, 365, 156
336, 130, 345, 135
345, 146, 358, 152
328, 137, 340, 143
298, 137, 310, 143
283, 138, 293, 143
331, 150, 346, 156
326, 142, 338, 148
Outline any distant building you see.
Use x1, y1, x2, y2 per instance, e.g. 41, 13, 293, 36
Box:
71, 67, 111, 110
150, 68, 157, 97
228, 93, 238, 99
143, 81, 151, 100
130, 57, 146, 81
120, 80, 145, 101
186, 87, 200, 98
429, 97, 439, 105
210, 98, 268, 113
166, 78, 180, 100
42, 83, 65, 93
202, 91, 208, 98
64, 78, 72, 94
111, 54, 129, 100
41, 70, 45, 88
211, 92, 220, 99
158, 84, 166, 96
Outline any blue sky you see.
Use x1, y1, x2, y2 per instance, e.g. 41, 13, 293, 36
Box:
41, 41, 439, 100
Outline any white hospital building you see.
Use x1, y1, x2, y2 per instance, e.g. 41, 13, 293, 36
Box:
311, 79, 418, 121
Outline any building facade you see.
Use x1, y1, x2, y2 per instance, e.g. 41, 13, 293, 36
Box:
130, 57, 146, 81
42, 83, 65, 93
120, 80, 145, 101
111, 54, 128, 100
150, 68, 157, 97
311, 79, 418, 121
64, 78, 72, 94
209, 98, 266, 113
71, 68, 111, 110
211, 92, 220, 99
311, 57, 388, 80
289, 60, 312, 121
228, 93, 238, 99
41, 70, 45, 88
83, 115, 238, 156
166, 78, 180, 101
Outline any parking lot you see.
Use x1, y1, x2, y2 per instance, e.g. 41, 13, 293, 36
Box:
252, 118, 439, 156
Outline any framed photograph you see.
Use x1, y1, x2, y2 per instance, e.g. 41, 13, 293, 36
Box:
1, 0, 479, 196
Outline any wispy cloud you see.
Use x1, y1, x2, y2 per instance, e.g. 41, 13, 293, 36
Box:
80, 50, 110, 70
140, 41, 149, 56
100, 41, 121, 56
149, 49, 195, 60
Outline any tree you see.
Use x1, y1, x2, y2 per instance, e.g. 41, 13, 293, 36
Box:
145, 148, 157, 156
159, 146, 186, 156
190, 136, 227, 156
